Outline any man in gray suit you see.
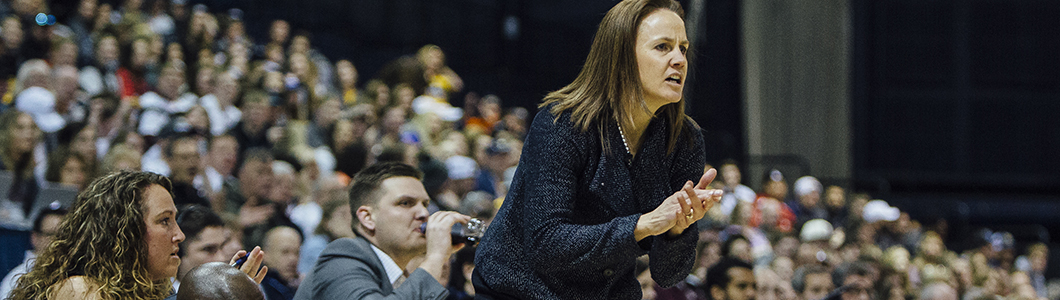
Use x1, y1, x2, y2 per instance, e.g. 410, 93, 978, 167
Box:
294, 162, 471, 300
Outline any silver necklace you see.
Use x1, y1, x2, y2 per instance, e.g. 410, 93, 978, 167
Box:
618, 124, 631, 154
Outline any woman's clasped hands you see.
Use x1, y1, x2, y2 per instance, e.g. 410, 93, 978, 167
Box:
635, 168, 723, 241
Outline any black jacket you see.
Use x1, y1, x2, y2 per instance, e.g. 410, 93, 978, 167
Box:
473, 105, 706, 299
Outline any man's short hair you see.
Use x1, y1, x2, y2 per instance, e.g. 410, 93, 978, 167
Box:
832, 261, 874, 288
176, 204, 225, 257
705, 257, 754, 294
792, 264, 830, 293
348, 162, 423, 211
32, 206, 68, 233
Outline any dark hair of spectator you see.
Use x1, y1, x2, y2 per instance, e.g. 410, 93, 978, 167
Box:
33, 206, 69, 233
792, 264, 830, 293
44, 147, 91, 183
831, 261, 874, 290
704, 257, 754, 294
176, 204, 225, 257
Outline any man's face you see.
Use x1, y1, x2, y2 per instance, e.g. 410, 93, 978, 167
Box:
262, 227, 301, 282
31, 214, 62, 251
715, 267, 756, 300
168, 139, 201, 183
177, 226, 229, 281
239, 159, 273, 200
364, 176, 431, 258
802, 273, 834, 300
841, 275, 873, 300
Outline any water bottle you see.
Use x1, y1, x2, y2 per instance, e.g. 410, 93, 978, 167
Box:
420, 218, 486, 247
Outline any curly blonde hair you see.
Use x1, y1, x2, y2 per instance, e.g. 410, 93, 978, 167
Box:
10, 171, 174, 300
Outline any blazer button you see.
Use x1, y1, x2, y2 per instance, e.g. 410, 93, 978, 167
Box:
603, 269, 614, 276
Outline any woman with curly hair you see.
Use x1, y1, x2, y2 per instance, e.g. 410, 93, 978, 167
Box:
9, 171, 267, 299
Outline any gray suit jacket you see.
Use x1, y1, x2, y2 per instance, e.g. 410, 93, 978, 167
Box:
293, 237, 448, 300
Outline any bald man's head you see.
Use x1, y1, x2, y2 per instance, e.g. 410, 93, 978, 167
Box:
177, 262, 265, 300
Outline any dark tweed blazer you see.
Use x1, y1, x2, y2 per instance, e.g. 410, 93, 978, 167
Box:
473, 105, 706, 299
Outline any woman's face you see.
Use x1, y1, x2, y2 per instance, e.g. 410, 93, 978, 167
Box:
635, 9, 687, 111
73, 128, 97, 159
59, 157, 87, 188
142, 184, 185, 280
12, 113, 38, 155
97, 36, 119, 65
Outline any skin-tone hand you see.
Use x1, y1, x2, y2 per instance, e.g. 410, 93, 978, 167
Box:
420, 211, 472, 284
230, 246, 268, 284
635, 168, 723, 241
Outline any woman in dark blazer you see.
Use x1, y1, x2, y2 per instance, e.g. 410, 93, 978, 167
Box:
472, 0, 723, 299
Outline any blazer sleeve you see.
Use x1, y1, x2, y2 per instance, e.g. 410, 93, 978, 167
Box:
649, 124, 706, 288
300, 256, 447, 300
519, 112, 645, 274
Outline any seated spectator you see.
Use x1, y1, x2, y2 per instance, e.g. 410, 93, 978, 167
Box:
175, 205, 232, 292
792, 265, 834, 300
176, 262, 265, 300
294, 162, 470, 299
718, 160, 756, 217
790, 176, 826, 230
261, 225, 303, 300
0, 110, 42, 229
138, 62, 197, 137
705, 257, 757, 300
166, 134, 210, 208
0, 206, 67, 299
10, 171, 266, 299
298, 197, 354, 275
831, 261, 877, 300
9, 171, 187, 299
44, 147, 92, 190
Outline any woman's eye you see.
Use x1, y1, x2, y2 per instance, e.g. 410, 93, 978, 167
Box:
679, 45, 688, 54
656, 44, 670, 51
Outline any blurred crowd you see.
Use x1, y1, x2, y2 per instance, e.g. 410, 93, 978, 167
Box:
0, 0, 522, 299
641, 161, 1055, 300
0, 0, 1053, 300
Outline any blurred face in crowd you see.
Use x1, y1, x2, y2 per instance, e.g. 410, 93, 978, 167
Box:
825, 186, 845, 210
722, 163, 741, 187
325, 204, 354, 239
270, 20, 289, 44
131, 38, 152, 68
186, 106, 210, 133
168, 138, 201, 184
11, 113, 38, 156
142, 184, 186, 281
239, 158, 273, 200
336, 60, 358, 89
96, 36, 119, 66
208, 135, 238, 175
267, 171, 295, 205
801, 272, 834, 300
636, 9, 688, 111
713, 267, 756, 300
841, 274, 874, 300
159, 66, 186, 99
72, 127, 97, 161
262, 226, 301, 282
2, 17, 23, 50
78, 0, 97, 20
289, 53, 310, 80
242, 101, 272, 133
215, 73, 239, 106
54, 67, 81, 103
331, 119, 355, 151
196, 67, 215, 96
31, 213, 62, 252
59, 156, 87, 189
289, 35, 310, 55
177, 225, 229, 281
50, 41, 78, 67
315, 99, 341, 127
